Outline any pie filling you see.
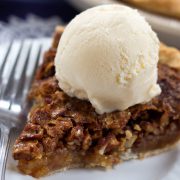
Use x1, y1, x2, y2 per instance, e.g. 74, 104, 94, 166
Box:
13, 29, 180, 178
16, 107, 180, 177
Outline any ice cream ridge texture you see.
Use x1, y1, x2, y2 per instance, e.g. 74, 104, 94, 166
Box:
55, 5, 161, 114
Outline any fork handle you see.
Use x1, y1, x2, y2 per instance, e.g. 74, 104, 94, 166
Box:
0, 124, 11, 180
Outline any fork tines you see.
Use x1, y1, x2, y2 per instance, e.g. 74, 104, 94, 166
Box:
0, 38, 51, 122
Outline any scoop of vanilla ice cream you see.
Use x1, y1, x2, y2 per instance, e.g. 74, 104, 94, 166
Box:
55, 5, 161, 114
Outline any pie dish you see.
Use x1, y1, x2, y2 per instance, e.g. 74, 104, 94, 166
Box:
120, 0, 180, 19
12, 26, 180, 178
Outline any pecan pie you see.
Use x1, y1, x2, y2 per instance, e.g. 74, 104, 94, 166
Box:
13, 26, 180, 178
120, 0, 180, 19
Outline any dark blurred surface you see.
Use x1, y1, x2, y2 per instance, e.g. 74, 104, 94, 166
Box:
0, 0, 79, 23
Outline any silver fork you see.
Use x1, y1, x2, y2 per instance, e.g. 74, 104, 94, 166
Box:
0, 38, 51, 180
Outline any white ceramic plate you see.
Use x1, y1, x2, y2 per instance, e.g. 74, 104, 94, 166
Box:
68, 0, 180, 48
4, 39, 180, 180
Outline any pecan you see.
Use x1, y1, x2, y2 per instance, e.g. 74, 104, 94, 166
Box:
13, 140, 43, 161
44, 118, 73, 138
30, 107, 51, 126
102, 111, 130, 130
51, 107, 67, 118
20, 123, 44, 140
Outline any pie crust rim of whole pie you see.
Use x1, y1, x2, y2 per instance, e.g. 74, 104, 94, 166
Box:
120, 0, 180, 19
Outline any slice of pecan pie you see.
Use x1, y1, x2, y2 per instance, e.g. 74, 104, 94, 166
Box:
13, 26, 180, 178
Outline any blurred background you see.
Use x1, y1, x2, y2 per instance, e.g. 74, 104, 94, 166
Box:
0, 0, 179, 47
0, 0, 78, 43
0, 0, 78, 23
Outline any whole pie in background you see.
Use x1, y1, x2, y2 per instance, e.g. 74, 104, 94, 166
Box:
121, 0, 180, 19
